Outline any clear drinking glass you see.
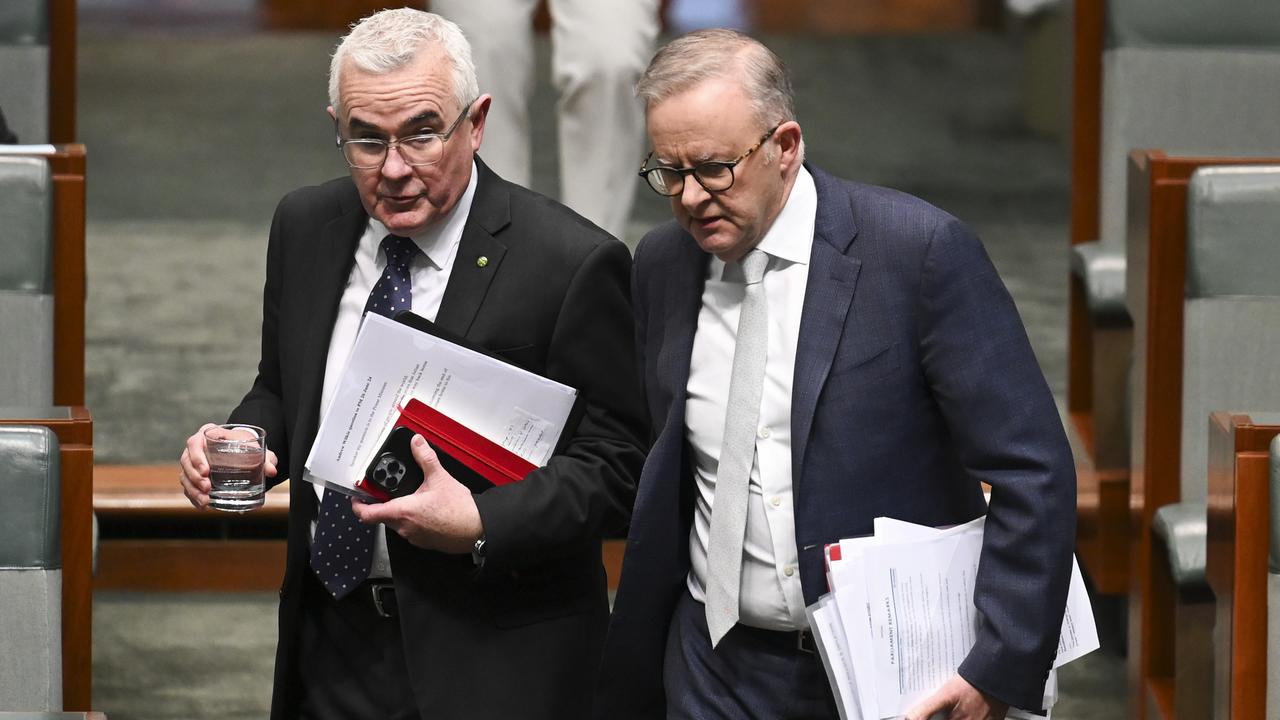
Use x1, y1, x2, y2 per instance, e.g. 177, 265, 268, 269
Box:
203, 424, 267, 512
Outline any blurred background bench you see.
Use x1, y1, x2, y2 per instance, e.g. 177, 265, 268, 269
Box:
1066, 0, 1280, 599
1124, 159, 1280, 719
1206, 413, 1280, 720
0, 141, 91, 712
0, 425, 65, 711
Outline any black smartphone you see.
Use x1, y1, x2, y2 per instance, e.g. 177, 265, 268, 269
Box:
361, 426, 424, 501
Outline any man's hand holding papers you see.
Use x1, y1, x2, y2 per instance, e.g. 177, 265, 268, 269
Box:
307, 312, 581, 555
903, 675, 1008, 720
303, 313, 579, 500
352, 433, 483, 554
808, 515, 1098, 719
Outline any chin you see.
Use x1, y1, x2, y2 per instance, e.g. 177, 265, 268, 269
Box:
693, 235, 740, 261
382, 213, 433, 237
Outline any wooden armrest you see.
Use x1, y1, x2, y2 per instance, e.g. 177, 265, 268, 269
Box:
94, 464, 290, 519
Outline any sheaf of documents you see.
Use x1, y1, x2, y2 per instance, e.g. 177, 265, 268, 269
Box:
302, 313, 577, 496
811, 515, 1098, 719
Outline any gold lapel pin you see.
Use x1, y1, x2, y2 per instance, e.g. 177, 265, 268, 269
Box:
476, 256, 489, 268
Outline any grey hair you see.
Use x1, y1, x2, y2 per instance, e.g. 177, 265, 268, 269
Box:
637, 28, 796, 131
328, 8, 478, 115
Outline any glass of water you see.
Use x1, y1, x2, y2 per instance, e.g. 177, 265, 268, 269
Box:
203, 424, 267, 512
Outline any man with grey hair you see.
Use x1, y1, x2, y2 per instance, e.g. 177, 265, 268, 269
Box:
596, 29, 1074, 720
178, 9, 645, 719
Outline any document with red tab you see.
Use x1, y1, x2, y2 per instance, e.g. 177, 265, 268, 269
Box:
302, 312, 577, 499
810, 516, 1097, 719
365, 398, 538, 497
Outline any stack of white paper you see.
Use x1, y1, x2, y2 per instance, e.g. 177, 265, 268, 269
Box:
302, 313, 578, 496
805, 516, 1099, 720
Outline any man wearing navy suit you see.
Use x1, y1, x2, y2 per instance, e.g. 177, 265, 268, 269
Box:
595, 29, 1075, 720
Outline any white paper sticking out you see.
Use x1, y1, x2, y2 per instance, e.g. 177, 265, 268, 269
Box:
304, 313, 577, 495
807, 515, 1097, 720
502, 407, 557, 466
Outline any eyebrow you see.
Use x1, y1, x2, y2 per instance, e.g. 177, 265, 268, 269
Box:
346, 117, 381, 133
345, 110, 445, 135
656, 151, 717, 168
406, 110, 444, 127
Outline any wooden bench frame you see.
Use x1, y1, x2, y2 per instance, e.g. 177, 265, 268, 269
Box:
47, 145, 87, 407
0, 140, 89, 708
1124, 151, 1280, 720
93, 465, 290, 592
4, 144, 88, 406
1065, 0, 1134, 595
49, 0, 77, 144
0, 408, 93, 712
1066, 0, 1104, 418
93, 464, 628, 591
1206, 412, 1280, 720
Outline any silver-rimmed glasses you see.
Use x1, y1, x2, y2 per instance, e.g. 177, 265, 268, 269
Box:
638, 124, 780, 197
336, 97, 478, 170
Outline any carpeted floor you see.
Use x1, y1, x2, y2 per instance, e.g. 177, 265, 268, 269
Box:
93, 593, 277, 719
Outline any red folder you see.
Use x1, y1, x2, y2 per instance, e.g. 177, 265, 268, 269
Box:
824, 543, 842, 592
355, 398, 538, 500
401, 398, 537, 485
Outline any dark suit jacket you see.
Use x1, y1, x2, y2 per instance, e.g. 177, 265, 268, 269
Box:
228, 158, 647, 720
595, 164, 1075, 715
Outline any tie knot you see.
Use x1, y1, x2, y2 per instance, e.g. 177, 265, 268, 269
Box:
737, 248, 768, 285
380, 235, 420, 269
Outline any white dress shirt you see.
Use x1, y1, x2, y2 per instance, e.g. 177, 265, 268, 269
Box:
305, 161, 478, 578
685, 166, 817, 630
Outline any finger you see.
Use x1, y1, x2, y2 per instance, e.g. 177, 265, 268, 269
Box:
185, 423, 219, 475
265, 449, 279, 478
410, 434, 447, 486
177, 474, 205, 508
351, 496, 371, 520
177, 464, 210, 510
904, 691, 952, 720
178, 451, 211, 495
351, 496, 393, 526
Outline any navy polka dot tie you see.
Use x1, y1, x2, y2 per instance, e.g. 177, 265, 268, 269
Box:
310, 234, 420, 598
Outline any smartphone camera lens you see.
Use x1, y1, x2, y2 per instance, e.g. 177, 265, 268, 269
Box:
374, 453, 406, 492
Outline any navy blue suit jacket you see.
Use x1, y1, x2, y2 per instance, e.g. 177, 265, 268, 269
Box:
595, 164, 1075, 715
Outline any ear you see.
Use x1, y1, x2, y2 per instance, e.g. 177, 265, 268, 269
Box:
326, 105, 337, 123
468, 94, 493, 153
774, 120, 803, 175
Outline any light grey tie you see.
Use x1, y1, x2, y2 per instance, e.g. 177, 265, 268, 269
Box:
705, 247, 770, 647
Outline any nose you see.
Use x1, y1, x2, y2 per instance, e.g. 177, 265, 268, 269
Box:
678, 175, 710, 211
380, 144, 413, 181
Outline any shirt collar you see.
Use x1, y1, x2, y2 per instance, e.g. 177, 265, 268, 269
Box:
754, 165, 815, 267
710, 165, 816, 280
367, 159, 479, 270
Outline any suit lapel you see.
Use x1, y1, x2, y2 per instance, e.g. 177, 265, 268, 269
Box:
639, 234, 707, 531
791, 166, 861, 491
655, 238, 710, 415
435, 161, 510, 338
294, 191, 367, 478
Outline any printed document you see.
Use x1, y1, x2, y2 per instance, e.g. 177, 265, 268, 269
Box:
302, 313, 577, 496
812, 515, 1097, 719
807, 593, 862, 720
